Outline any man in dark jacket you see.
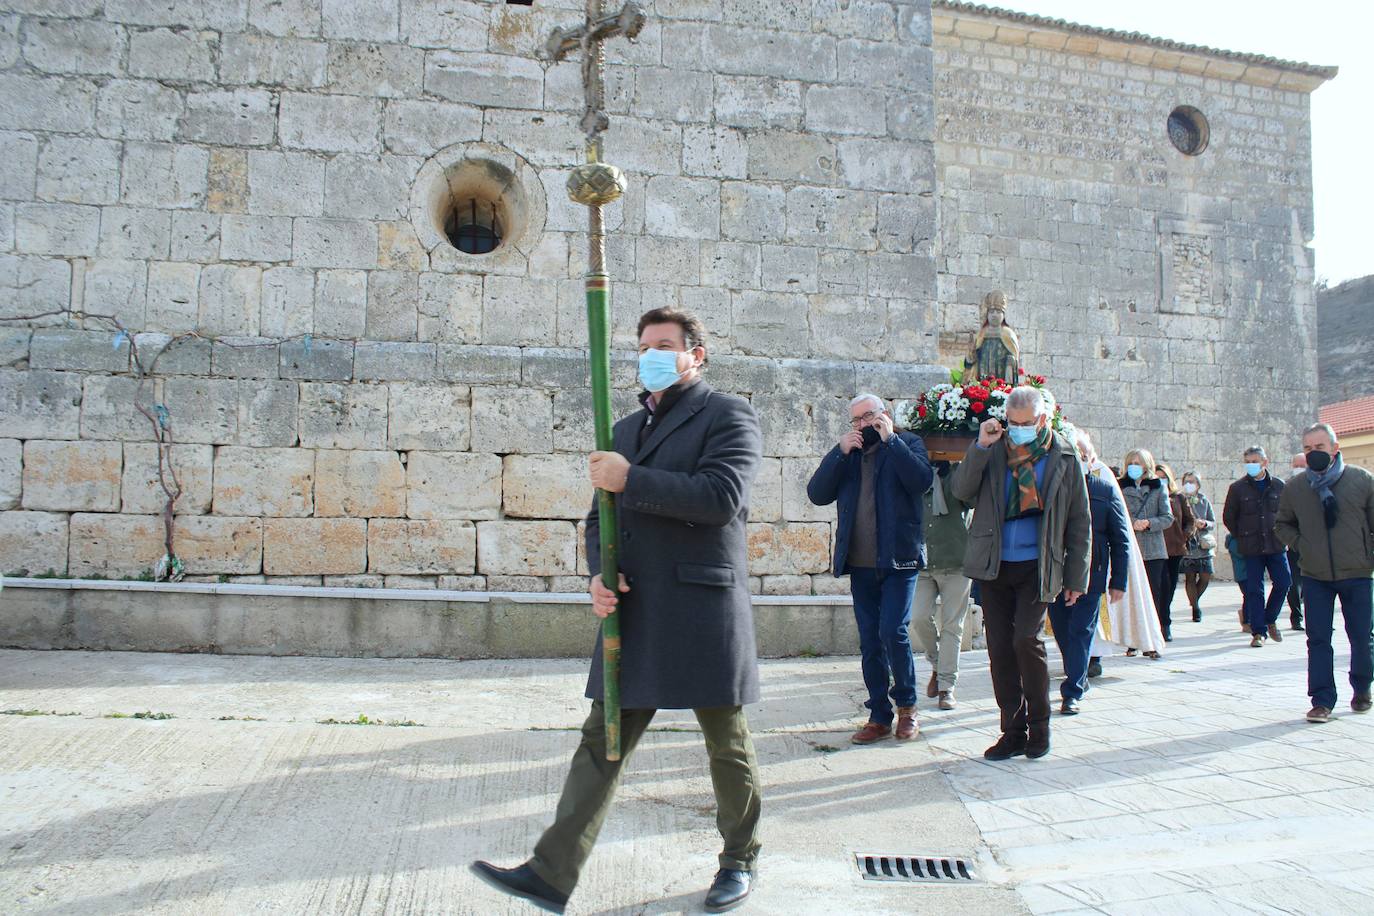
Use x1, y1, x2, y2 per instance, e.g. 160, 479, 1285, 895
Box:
950, 387, 1091, 761
1275, 423, 1374, 724
1223, 446, 1291, 648
1050, 430, 1131, 715
808, 393, 933, 744
473, 308, 763, 914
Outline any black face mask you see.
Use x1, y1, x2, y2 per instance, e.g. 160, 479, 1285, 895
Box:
860, 426, 882, 449
1306, 450, 1332, 472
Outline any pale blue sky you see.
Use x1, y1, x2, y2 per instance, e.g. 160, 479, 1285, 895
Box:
1008, 0, 1371, 285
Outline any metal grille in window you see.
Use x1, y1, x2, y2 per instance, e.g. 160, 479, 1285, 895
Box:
1167, 106, 1209, 156
446, 199, 503, 255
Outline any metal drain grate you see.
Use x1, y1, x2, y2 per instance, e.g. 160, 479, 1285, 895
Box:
855, 853, 979, 884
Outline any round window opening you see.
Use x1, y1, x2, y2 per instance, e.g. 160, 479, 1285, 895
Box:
431, 157, 530, 257
1167, 106, 1209, 156
446, 198, 502, 255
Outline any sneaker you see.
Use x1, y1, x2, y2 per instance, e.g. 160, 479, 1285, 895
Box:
926, 672, 939, 699
1306, 706, 1332, 723
1267, 624, 1283, 643
938, 690, 956, 710
895, 707, 919, 740
1087, 657, 1103, 678
1250, 635, 1264, 648
983, 732, 1027, 760
850, 721, 892, 744
1353, 694, 1372, 713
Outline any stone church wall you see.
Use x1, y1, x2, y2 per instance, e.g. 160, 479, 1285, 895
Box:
932, 4, 1324, 492
0, 0, 942, 593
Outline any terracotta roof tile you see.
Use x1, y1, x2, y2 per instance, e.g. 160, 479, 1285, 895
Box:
1320, 395, 1374, 437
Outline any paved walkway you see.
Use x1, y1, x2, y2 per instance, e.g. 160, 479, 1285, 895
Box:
1, 587, 1371, 914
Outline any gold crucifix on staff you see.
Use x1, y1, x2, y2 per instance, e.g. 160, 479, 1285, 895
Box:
544, 1, 645, 761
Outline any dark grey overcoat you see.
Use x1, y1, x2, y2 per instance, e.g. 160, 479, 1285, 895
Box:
584, 380, 762, 710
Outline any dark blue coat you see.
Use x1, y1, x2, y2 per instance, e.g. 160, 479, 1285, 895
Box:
1087, 474, 1131, 595
806, 430, 934, 576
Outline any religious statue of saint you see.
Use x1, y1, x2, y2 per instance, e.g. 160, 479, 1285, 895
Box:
964, 290, 1022, 381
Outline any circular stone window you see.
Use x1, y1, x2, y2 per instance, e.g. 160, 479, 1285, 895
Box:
409, 142, 546, 264
1167, 106, 1209, 156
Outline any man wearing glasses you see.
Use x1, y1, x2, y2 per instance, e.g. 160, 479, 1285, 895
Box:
808, 394, 934, 744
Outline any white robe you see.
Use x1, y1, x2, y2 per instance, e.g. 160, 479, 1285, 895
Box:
1088, 460, 1167, 654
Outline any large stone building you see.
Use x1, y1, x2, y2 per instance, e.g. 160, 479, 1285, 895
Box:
0, 0, 1335, 594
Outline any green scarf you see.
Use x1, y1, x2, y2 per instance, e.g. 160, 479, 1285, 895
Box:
1004, 425, 1053, 519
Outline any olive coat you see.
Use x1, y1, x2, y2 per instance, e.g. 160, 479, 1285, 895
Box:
584, 381, 762, 710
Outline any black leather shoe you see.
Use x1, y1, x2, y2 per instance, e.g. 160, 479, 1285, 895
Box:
470, 861, 568, 914
705, 868, 754, 912
1163, 627, 1173, 642
1025, 728, 1050, 759
1353, 693, 1372, 713
1087, 657, 1102, 678
983, 732, 1027, 760
1060, 697, 1080, 716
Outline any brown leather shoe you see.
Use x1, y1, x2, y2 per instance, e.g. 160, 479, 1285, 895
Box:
850, 721, 892, 744
926, 673, 939, 698
1268, 624, 1283, 643
1306, 706, 1331, 723
1353, 694, 1372, 713
895, 707, 918, 740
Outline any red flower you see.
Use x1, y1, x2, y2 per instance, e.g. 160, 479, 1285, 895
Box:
917, 404, 927, 418
1035, 375, 1047, 385
1018, 368, 1027, 375
970, 401, 986, 413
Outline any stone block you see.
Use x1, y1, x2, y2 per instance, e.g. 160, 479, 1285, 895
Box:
0, 74, 96, 134
298, 381, 388, 448
280, 92, 381, 154
781, 457, 834, 522
121, 442, 213, 515
322, 0, 398, 40
645, 176, 719, 240
95, 79, 182, 141
365, 270, 419, 340
746, 521, 830, 575
82, 258, 146, 329
180, 90, 276, 147
278, 336, 351, 380
786, 186, 877, 250
0, 130, 38, 200
353, 341, 434, 380
0, 438, 20, 510
314, 449, 405, 517
387, 381, 469, 450
837, 38, 932, 90
377, 220, 427, 270
417, 272, 482, 342
259, 265, 315, 337
761, 245, 818, 293
210, 149, 250, 216
313, 269, 367, 338
169, 212, 219, 262
0, 369, 79, 440
399, 0, 487, 49
477, 520, 576, 576
128, 28, 216, 82
720, 182, 785, 243
805, 85, 889, 136
471, 385, 552, 454
682, 125, 747, 179
700, 241, 759, 293
21, 17, 123, 76
236, 379, 299, 447
249, 0, 321, 36
210, 336, 277, 378
600, 117, 683, 175
503, 454, 590, 520
120, 142, 208, 209
218, 215, 292, 264
383, 99, 482, 156
436, 344, 522, 385
481, 276, 556, 346
424, 51, 543, 109
75, 374, 145, 442
67, 512, 163, 578
0, 509, 68, 576
521, 347, 586, 390
20, 439, 119, 512
29, 328, 130, 372
0, 328, 28, 368
550, 387, 641, 453
0, 255, 69, 325
714, 75, 802, 130
293, 217, 378, 269
324, 154, 414, 220
749, 456, 782, 522
104, 0, 246, 31
15, 202, 100, 256
747, 131, 839, 186
327, 41, 423, 98
37, 137, 120, 205
437, 574, 484, 590
838, 138, 934, 194
809, 295, 888, 360
136, 328, 211, 375
220, 33, 329, 88
634, 67, 713, 122
731, 290, 808, 358
406, 451, 501, 520
702, 25, 836, 81
248, 150, 326, 216
263, 517, 366, 575
326, 574, 384, 588
197, 264, 261, 336
368, 518, 475, 574
634, 236, 700, 286
174, 515, 263, 574
761, 574, 810, 596
99, 206, 172, 259
213, 446, 314, 517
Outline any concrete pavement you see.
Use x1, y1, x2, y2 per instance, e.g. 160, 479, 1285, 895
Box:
2, 587, 1372, 914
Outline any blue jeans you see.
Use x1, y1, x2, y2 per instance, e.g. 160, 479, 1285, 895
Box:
1302, 576, 1374, 710
1243, 552, 1291, 636
849, 567, 919, 725
1049, 591, 1102, 702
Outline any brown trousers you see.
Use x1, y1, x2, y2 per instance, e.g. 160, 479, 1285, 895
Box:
979, 559, 1052, 736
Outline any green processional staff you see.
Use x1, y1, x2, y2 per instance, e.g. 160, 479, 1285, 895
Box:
545, 0, 646, 761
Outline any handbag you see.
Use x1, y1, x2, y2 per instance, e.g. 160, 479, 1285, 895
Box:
1197, 530, 1217, 551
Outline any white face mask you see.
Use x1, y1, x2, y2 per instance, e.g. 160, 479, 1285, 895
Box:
1183, 482, 1198, 495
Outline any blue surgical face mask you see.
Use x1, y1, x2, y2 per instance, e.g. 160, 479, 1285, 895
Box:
1007, 424, 1038, 446
638, 348, 687, 393
1245, 462, 1263, 478
1126, 464, 1144, 481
